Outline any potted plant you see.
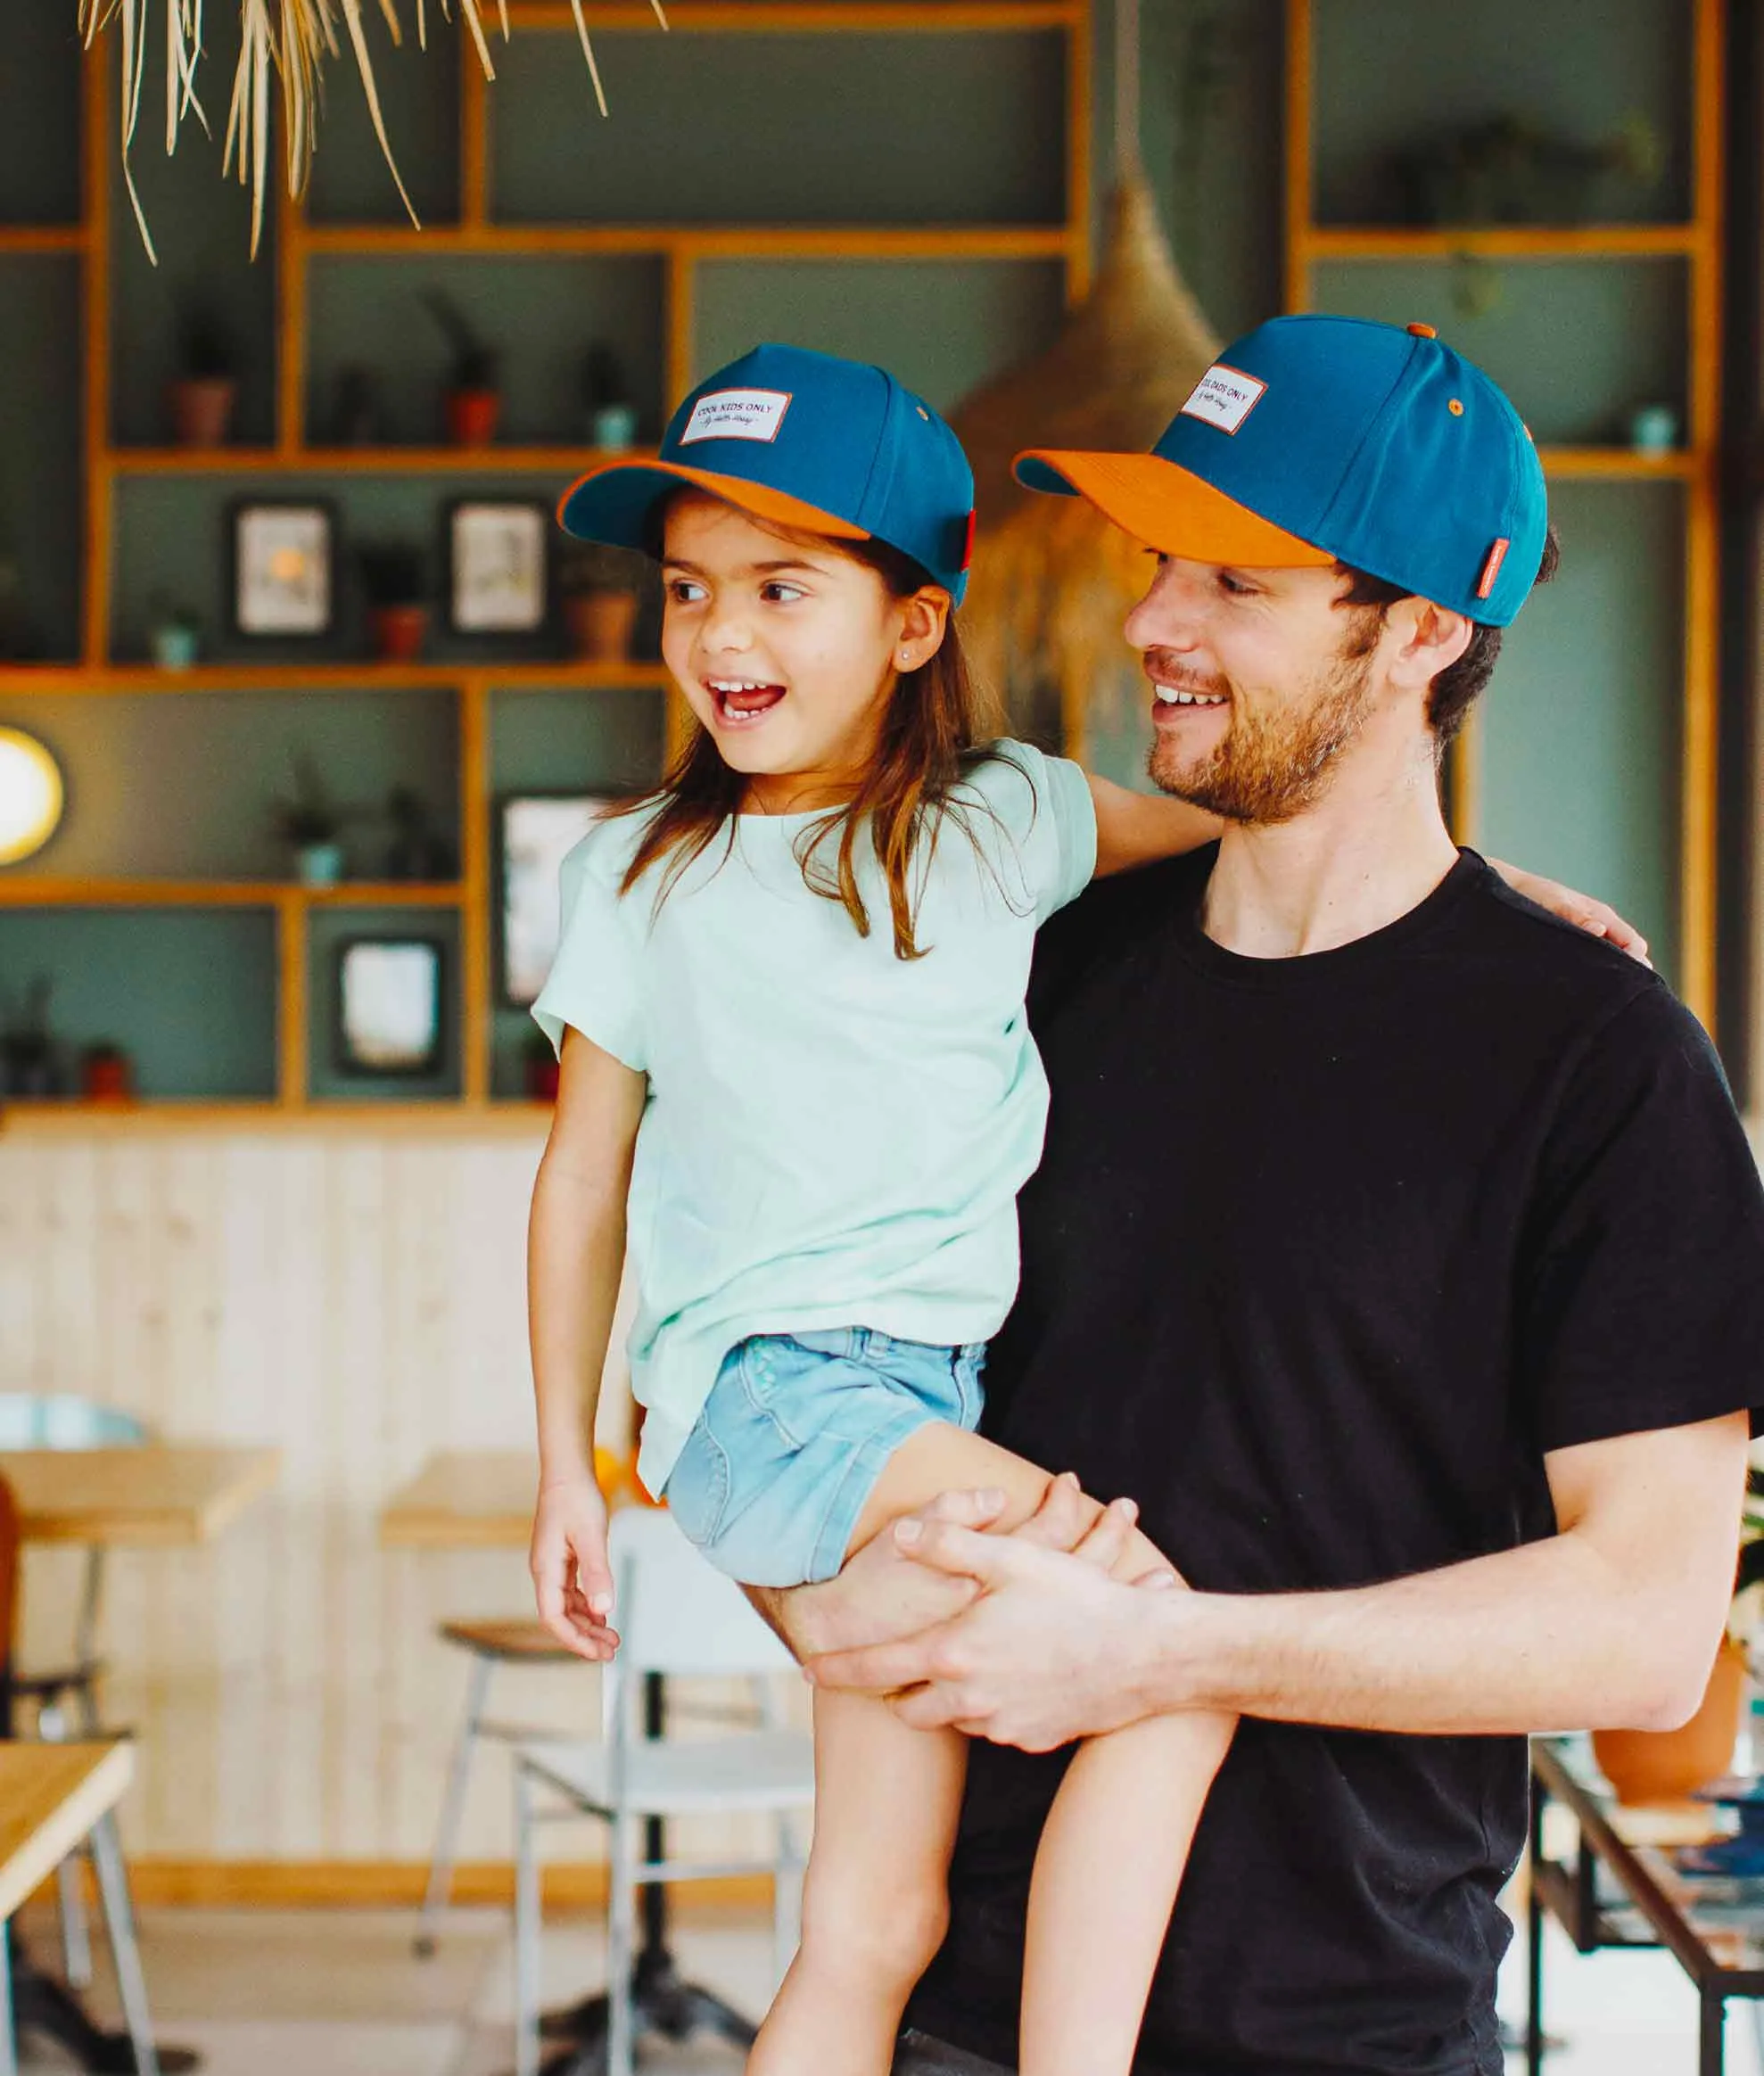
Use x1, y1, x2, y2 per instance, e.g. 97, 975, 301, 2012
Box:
382, 785, 457, 882
1590, 1472, 1764, 1804
581, 343, 638, 452
423, 288, 502, 447
147, 593, 202, 671
272, 753, 350, 886
167, 304, 240, 448
358, 542, 428, 662
558, 540, 644, 663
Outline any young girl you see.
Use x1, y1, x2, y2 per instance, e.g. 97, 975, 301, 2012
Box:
527, 343, 1636, 2076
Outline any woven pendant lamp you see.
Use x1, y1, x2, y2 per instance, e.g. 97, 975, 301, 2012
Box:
951, 0, 1220, 753
80, 0, 667, 260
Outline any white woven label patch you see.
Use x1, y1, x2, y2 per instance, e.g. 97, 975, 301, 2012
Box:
680, 389, 792, 444
1180, 364, 1267, 435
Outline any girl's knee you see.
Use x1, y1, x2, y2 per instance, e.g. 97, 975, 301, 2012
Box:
798, 1866, 950, 1992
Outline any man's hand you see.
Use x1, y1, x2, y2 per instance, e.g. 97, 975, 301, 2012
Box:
530, 1471, 620, 1662
766, 1470, 1173, 1662
806, 1490, 1179, 1751
1488, 859, 1651, 966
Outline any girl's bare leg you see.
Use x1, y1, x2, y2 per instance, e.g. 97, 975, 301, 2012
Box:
844, 1421, 1237, 2076
746, 1688, 966, 2076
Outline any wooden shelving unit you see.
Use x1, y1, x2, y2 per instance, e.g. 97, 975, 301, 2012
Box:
0, 0, 1093, 1128
1284, 0, 1725, 1031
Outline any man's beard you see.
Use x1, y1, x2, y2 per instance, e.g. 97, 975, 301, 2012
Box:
1147, 636, 1380, 826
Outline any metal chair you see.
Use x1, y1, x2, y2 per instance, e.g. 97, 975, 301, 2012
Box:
413, 1619, 582, 1957
0, 1395, 148, 1992
511, 1507, 813, 2076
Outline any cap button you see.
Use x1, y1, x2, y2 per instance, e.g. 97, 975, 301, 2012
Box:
1406, 322, 1438, 339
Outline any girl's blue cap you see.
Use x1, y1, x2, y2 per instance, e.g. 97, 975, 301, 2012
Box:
1016, 314, 1549, 628
558, 343, 977, 606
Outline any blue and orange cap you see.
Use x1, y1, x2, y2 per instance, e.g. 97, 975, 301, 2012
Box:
557, 342, 977, 606
1015, 315, 1548, 628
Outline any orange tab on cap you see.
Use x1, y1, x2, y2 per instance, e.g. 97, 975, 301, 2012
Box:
1406, 322, 1438, 339
1476, 537, 1511, 601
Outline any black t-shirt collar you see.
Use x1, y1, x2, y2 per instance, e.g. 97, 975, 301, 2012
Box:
1172, 844, 1488, 989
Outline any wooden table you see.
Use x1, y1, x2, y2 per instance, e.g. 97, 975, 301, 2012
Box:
379, 1450, 537, 1550
0, 1742, 156, 2076
0, 1446, 282, 1548
0, 1745, 132, 1923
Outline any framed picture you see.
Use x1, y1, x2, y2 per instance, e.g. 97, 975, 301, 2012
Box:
334, 936, 444, 1076
446, 499, 551, 635
231, 500, 336, 638
498, 792, 622, 1007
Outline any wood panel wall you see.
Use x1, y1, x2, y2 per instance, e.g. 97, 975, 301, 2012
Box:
0, 1125, 636, 1872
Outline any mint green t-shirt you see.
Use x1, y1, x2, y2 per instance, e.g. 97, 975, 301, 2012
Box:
532, 741, 1098, 1497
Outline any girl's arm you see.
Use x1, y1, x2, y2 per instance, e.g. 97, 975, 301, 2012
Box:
1087, 775, 1224, 877
527, 1026, 647, 1661
1087, 774, 1652, 962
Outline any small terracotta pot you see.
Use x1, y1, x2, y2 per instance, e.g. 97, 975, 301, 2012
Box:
444, 388, 501, 447
168, 377, 237, 449
565, 589, 639, 663
370, 604, 428, 663
1592, 1635, 1747, 1804
80, 1049, 134, 1102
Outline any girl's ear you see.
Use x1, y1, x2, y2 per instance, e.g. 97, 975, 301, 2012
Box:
894, 586, 952, 674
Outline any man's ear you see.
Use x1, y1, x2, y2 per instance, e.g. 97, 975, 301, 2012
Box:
1385, 597, 1472, 694
895, 586, 952, 673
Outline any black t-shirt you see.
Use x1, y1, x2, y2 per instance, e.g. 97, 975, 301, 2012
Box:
907, 846, 1764, 2076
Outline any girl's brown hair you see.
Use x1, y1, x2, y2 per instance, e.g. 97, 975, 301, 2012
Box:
614, 523, 1006, 960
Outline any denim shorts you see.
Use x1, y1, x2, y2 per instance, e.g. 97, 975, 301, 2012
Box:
662, 1328, 986, 1588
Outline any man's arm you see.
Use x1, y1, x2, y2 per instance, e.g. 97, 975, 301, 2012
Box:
806, 1413, 1748, 1751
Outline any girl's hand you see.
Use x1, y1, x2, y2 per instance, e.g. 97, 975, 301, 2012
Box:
1489, 860, 1652, 968
531, 1473, 620, 1661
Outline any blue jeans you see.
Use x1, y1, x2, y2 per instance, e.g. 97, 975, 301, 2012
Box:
662, 1327, 985, 1586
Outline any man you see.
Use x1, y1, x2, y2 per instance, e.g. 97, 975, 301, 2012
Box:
767, 315, 1764, 2075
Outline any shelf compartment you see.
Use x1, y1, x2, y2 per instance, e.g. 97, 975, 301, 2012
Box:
491, 26, 1068, 227
302, 253, 665, 449
0, 686, 459, 886
106, 3, 278, 451
1306, 257, 1689, 449
1307, 0, 1693, 229
109, 472, 658, 671
0, 13, 83, 227
488, 681, 668, 1097
0, 257, 83, 664
692, 257, 1067, 412
306, 904, 464, 1104
302, 17, 463, 228
0, 907, 279, 1100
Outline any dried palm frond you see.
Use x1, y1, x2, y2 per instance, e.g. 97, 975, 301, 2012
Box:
950, 177, 1220, 751
79, 0, 670, 260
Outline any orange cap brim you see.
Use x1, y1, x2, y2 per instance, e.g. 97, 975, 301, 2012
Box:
1014, 449, 1335, 569
555, 460, 870, 545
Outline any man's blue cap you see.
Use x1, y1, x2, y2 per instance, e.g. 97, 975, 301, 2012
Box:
557, 342, 977, 605
1015, 315, 1548, 627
